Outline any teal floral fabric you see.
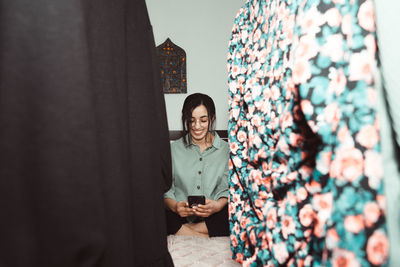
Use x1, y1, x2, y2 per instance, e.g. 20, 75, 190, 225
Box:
227, 0, 388, 266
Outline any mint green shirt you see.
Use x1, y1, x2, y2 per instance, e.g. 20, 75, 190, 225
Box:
164, 133, 229, 202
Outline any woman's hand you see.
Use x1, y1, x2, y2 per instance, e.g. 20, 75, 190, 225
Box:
176, 201, 194, 217
192, 198, 225, 218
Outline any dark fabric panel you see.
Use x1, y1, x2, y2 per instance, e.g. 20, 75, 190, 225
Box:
0, 0, 172, 266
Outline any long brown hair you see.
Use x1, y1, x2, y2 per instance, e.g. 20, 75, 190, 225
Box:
181, 93, 216, 145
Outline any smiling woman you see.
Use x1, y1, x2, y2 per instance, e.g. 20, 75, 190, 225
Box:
164, 93, 230, 238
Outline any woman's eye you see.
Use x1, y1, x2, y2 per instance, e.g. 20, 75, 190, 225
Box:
201, 120, 208, 123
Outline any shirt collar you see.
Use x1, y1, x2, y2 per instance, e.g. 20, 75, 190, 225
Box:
185, 131, 222, 149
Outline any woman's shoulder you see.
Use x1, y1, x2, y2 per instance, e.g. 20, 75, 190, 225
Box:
214, 133, 229, 150
170, 136, 188, 151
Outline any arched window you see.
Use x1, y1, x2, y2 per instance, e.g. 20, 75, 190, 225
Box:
157, 38, 187, 94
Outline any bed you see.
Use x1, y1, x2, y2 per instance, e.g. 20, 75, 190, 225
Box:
167, 235, 240, 267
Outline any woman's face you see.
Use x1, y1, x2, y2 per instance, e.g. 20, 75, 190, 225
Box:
190, 104, 209, 143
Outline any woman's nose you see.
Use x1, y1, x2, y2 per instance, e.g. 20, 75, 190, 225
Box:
193, 120, 202, 129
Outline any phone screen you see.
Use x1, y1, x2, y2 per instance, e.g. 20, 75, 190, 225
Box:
188, 195, 205, 208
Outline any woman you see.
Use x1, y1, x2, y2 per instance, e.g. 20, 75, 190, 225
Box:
164, 93, 229, 238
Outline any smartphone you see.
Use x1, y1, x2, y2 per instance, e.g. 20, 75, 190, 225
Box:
188, 195, 205, 208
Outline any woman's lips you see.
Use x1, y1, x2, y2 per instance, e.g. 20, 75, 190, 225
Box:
193, 130, 203, 136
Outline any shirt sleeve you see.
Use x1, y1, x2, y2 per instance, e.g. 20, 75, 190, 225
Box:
294, 0, 388, 265
163, 183, 176, 200
214, 156, 229, 200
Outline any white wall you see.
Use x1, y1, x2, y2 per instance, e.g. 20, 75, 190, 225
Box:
146, 0, 245, 130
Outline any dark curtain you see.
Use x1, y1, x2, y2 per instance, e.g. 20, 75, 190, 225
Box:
0, 0, 173, 266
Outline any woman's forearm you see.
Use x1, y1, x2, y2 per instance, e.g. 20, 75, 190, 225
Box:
164, 198, 178, 213
216, 197, 228, 211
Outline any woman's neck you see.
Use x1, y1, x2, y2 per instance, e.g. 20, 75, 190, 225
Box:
192, 132, 214, 152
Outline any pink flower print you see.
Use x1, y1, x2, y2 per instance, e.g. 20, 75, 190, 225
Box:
293, 58, 312, 84
249, 229, 257, 245
251, 114, 262, 128
286, 191, 297, 206
271, 85, 281, 101
281, 215, 296, 239
300, 99, 314, 116
358, 0, 375, 32
240, 231, 247, 242
249, 170, 262, 186
280, 111, 294, 130
364, 150, 383, 190
232, 155, 242, 168
230, 107, 240, 121
324, 102, 341, 131
341, 14, 352, 36
296, 186, 308, 202
240, 29, 248, 44
337, 126, 351, 144
237, 130, 247, 143
231, 234, 238, 247
356, 124, 379, 149
229, 204, 235, 218
232, 224, 240, 235
313, 216, 327, 238
312, 193, 333, 220
322, 34, 344, 63
229, 80, 238, 94
273, 242, 289, 265
349, 50, 374, 84
265, 231, 274, 250
254, 198, 264, 208
270, 50, 280, 69
230, 169, 239, 185
330, 147, 364, 182
277, 138, 290, 155
236, 253, 244, 264
231, 65, 240, 79
230, 141, 239, 155
267, 207, 277, 229
326, 228, 340, 250
258, 190, 270, 200
296, 34, 319, 60
328, 67, 346, 96
249, 133, 262, 149
305, 180, 322, 194
325, 8, 342, 27
299, 204, 315, 227
366, 230, 389, 265
363, 202, 380, 227
344, 214, 365, 233
253, 28, 262, 43
300, 6, 324, 34
240, 217, 248, 230
316, 151, 332, 175
377, 194, 386, 212
289, 132, 304, 147
332, 249, 361, 267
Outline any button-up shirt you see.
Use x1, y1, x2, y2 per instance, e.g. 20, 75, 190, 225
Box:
164, 133, 229, 202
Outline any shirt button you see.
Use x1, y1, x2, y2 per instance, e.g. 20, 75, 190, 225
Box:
197, 185, 200, 189
200, 158, 203, 161
198, 171, 202, 175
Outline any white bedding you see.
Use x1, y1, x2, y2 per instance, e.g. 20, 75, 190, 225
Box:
167, 235, 241, 267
